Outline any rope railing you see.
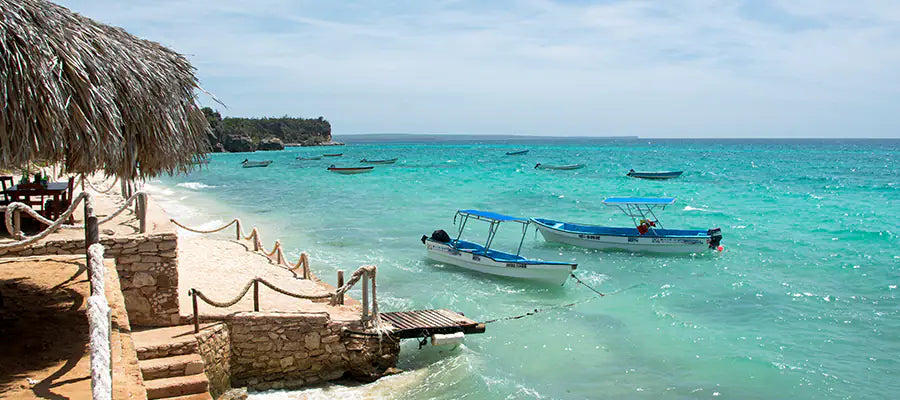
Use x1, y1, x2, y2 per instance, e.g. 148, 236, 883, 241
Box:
0, 190, 150, 248
86, 242, 112, 400
82, 175, 119, 194
170, 218, 311, 279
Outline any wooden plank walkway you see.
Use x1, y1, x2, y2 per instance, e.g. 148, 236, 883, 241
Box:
380, 309, 486, 339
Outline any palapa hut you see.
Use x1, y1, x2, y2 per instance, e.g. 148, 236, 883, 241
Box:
0, 0, 210, 180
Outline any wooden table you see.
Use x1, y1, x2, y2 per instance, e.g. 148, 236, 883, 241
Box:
4, 182, 70, 219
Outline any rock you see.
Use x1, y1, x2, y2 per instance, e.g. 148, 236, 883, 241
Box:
132, 272, 157, 287
212, 142, 226, 153
257, 137, 285, 151
223, 134, 256, 153
305, 332, 321, 350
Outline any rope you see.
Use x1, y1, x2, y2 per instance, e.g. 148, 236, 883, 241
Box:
86, 243, 112, 400
191, 281, 255, 308
0, 193, 88, 250
482, 282, 643, 324
84, 175, 119, 194
569, 273, 605, 296
191, 277, 333, 308
170, 218, 239, 234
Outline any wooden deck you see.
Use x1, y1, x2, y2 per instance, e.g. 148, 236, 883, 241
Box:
380, 309, 486, 339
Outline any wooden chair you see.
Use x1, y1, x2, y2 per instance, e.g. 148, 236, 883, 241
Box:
44, 177, 75, 221
0, 176, 12, 206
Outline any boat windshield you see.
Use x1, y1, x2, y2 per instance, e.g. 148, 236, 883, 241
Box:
453, 210, 530, 256
601, 197, 676, 230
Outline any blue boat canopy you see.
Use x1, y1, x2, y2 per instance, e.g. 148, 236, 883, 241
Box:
458, 210, 527, 222
602, 197, 676, 205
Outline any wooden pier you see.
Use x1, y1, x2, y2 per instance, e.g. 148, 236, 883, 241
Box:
380, 309, 486, 339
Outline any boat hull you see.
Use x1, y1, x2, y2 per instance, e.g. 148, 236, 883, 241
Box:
328, 167, 373, 175
506, 150, 529, 155
360, 158, 397, 164
536, 164, 584, 170
242, 161, 272, 168
627, 171, 683, 180
424, 239, 574, 285
532, 218, 715, 254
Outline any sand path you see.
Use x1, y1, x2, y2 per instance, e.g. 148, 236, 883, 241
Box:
177, 237, 362, 321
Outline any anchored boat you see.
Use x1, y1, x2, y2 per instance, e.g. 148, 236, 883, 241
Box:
296, 155, 322, 160
535, 163, 584, 170
360, 158, 398, 164
626, 169, 683, 180
327, 165, 374, 175
532, 197, 722, 254
422, 210, 577, 285
241, 159, 272, 168
506, 149, 529, 155
323, 153, 343, 157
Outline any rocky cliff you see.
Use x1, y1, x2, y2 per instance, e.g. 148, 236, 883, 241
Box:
203, 108, 331, 153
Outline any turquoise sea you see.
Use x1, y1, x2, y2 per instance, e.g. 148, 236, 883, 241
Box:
150, 139, 899, 399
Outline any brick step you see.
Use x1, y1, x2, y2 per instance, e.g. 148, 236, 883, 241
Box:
145, 373, 209, 399
137, 340, 199, 361
140, 354, 206, 380
157, 393, 214, 400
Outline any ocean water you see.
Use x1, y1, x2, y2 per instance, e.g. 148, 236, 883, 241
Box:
150, 139, 899, 399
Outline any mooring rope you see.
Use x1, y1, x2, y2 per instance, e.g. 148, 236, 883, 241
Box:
569, 272, 605, 297
482, 282, 643, 324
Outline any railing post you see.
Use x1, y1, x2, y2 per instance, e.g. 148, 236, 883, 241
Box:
336, 270, 344, 305
191, 289, 200, 333
235, 220, 241, 240
303, 261, 310, 280
361, 271, 369, 321
253, 280, 259, 312
252, 231, 259, 251
138, 193, 147, 234
371, 271, 378, 318
84, 197, 99, 293
13, 209, 21, 240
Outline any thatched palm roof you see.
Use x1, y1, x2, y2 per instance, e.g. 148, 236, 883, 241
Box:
0, 0, 209, 179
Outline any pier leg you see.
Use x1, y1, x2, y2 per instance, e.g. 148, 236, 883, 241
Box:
253, 280, 259, 312
337, 270, 344, 305
362, 272, 369, 321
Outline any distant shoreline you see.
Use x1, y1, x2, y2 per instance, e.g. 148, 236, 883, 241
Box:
333, 133, 899, 143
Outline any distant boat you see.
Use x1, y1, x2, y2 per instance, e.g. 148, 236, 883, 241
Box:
323, 153, 343, 157
506, 149, 529, 155
327, 165, 374, 175
532, 197, 722, 254
241, 159, 272, 168
626, 169, 683, 180
360, 158, 398, 164
296, 156, 322, 160
535, 163, 584, 170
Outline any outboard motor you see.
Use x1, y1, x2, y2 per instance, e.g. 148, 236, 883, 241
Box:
707, 228, 723, 248
421, 229, 452, 244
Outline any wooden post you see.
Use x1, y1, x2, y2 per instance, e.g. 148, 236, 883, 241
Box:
192, 290, 200, 333
84, 198, 99, 294
138, 193, 147, 234
336, 270, 345, 305
235, 220, 242, 240
371, 271, 378, 318
303, 259, 310, 280
13, 210, 21, 239
361, 271, 369, 321
253, 280, 259, 312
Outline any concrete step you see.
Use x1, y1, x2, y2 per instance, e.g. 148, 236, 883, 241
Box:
145, 373, 210, 399
157, 393, 214, 400
133, 324, 211, 360
140, 354, 206, 381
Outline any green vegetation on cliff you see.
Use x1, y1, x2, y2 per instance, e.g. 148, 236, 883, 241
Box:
202, 107, 332, 152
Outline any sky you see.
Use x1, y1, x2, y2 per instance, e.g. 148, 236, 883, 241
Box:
58, 0, 900, 138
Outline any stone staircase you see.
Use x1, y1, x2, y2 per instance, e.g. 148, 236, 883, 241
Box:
134, 325, 213, 400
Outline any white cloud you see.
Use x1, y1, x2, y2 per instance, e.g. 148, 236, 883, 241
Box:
57, 0, 900, 137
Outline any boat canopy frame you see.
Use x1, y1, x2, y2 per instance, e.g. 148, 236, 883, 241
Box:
602, 197, 676, 232
453, 210, 530, 256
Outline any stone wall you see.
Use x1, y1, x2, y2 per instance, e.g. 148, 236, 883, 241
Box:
0, 233, 180, 326
227, 312, 400, 392
197, 322, 232, 398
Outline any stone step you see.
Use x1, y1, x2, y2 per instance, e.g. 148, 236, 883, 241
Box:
145, 373, 209, 399
140, 354, 206, 381
137, 340, 199, 361
157, 392, 214, 400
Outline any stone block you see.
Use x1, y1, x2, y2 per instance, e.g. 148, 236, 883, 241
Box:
280, 356, 294, 368
118, 254, 142, 264
158, 241, 177, 250
304, 332, 321, 350
138, 242, 158, 252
